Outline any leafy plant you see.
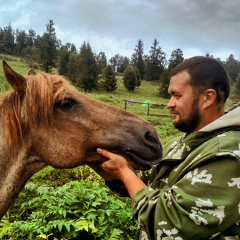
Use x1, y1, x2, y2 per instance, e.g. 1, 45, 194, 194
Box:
0, 181, 137, 240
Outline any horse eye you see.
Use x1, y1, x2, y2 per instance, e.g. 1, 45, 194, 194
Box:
55, 98, 77, 111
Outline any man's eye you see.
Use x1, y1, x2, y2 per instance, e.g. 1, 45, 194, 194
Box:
55, 98, 77, 111
173, 94, 180, 99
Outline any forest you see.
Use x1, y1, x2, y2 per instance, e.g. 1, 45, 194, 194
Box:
0, 19, 240, 239
1, 19, 240, 98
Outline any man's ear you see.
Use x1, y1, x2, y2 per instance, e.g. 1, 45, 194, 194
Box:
203, 89, 217, 108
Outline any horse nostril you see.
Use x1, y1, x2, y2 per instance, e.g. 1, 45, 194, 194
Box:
145, 131, 158, 143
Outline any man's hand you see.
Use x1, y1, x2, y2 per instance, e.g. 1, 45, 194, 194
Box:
90, 148, 147, 199
96, 148, 131, 182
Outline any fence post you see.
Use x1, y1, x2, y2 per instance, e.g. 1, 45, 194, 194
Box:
147, 103, 150, 115
124, 100, 127, 110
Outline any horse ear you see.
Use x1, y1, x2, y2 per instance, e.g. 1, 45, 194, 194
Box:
28, 68, 37, 76
2, 60, 27, 93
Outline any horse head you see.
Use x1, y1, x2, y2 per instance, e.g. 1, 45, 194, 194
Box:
0, 60, 162, 218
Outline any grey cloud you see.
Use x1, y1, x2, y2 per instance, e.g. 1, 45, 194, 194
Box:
0, 0, 239, 60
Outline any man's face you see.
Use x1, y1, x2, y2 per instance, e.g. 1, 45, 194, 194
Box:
167, 70, 201, 134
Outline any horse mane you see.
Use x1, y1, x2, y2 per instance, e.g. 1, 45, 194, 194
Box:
0, 73, 68, 152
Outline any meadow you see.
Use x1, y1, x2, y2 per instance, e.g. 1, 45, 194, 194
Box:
0, 54, 181, 239
0, 53, 181, 144
0, 54, 234, 239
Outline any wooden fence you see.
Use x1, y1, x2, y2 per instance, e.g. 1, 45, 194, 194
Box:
123, 100, 166, 115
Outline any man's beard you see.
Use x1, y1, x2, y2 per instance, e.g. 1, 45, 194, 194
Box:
174, 97, 201, 134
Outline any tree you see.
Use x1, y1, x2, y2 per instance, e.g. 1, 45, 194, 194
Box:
96, 51, 107, 73
0, 24, 15, 54
131, 39, 145, 79
145, 39, 166, 81
77, 41, 100, 92
159, 69, 170, 98
168, 48, 184, 71
233, 73, 240, 100
224, 54, 240, 82
58, 46, 70, 76
26, 29, 36, 47
109, 54, 129, 73
102, 65, 118, 92
15, 29, 27, 55
123, 66, 138, 92
67, 51, 79, 85
39, 20, 58, 72
133, 66, 141, 87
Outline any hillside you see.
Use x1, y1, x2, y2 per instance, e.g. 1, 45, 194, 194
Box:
0, 54, 180, 143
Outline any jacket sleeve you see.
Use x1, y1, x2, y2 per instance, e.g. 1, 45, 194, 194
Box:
131, 154, 240, 239
104, 165, 159, 197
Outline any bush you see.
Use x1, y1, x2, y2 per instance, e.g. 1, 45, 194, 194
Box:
123, 66, 138, 92
102, 65, 118, 92
0, 181, 137, 240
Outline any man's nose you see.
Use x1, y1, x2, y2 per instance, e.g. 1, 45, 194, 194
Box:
167, 96, 176, 109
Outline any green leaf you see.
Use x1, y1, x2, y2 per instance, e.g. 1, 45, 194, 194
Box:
75, 218, 97, 233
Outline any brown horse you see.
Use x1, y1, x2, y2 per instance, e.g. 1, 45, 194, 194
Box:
0, 61, 162, 219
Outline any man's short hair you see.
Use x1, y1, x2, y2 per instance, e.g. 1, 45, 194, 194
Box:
171, 56, 230, 104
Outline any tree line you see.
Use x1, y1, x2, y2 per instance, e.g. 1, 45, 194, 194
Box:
1, 20, 240, 99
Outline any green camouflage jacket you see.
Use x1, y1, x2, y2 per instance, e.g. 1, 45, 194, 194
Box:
131, 107, 240, 240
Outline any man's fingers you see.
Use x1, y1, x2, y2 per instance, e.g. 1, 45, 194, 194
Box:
97, 148, 112, 158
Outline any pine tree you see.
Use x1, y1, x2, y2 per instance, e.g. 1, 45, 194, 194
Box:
131, 39, 145, 79
224, 54, 239, 82
123, 66, 137, 92
15, 29, 27, 55
58, 46, 70, 76
67, 51, 79, 85
159, 69, 170, 98
233, 73, 240, 100
168, 48, 184, 71
145, 39, 166, 81
1, 24, 15, 54
39, 20, 58, 73
96, 51, 107, 73
102, 65, 118, 92
78, 41, 100, 92
133, 66, 141, 87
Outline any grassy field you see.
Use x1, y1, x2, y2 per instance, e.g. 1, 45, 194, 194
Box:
0, 54, 236, 239
0, 54, 234, 143
0, 54, 180, 143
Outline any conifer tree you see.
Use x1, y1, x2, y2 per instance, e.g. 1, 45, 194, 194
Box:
225, 54, 239, 82
145, 39, 166, 81
39, 20, 58, 73
96, 51, 107, 73
102, 65, 118, 92
15, 29, 27, 55
78, 41, 100, 92
159, 69, 170, 98
0, 24, 15, 54
58, 46, 70, 76
131, 39, 145, 79
123, 66, 137, 92
233, 73, 240, 100
67, 51, 79, 85
168, 48, 184, 71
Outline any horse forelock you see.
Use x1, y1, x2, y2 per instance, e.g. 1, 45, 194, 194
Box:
25, 73, 68, 126
1, 72, 68, 151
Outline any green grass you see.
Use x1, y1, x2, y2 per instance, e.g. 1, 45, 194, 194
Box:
0, 53, 234, 143
0, 53, 180, 143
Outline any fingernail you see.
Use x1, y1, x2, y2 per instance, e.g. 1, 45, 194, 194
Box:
97, 148, 101, 153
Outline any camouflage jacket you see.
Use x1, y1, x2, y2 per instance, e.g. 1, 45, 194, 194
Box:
131, 107, 240, 240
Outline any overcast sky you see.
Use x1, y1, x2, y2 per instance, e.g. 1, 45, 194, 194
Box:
1, 0, 240, 62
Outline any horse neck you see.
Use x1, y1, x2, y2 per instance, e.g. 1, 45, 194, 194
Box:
0, 118, 46, 219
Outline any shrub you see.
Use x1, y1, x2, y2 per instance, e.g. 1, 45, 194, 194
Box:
0, 181, 137, 240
